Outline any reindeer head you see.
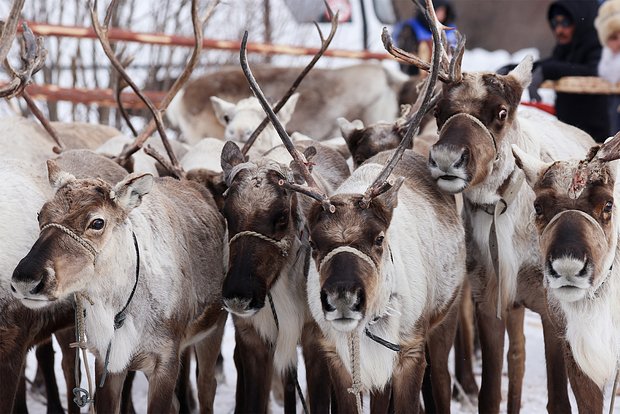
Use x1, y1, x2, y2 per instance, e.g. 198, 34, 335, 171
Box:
428, 56, 533, 194
512, 144, 619, 304
211, 94, 299, 143
11, 161, 152, 309
219, 142, 304, 316
307, 179, 403, 332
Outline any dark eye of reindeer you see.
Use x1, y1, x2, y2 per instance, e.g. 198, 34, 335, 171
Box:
89, 218, 105, 230
36, 212, 40, 221
604, 200, 614, 213
308, 238, 316, 249
498, 109, 508, 121
534, 203, 543, 216
275, 212, 288, 229
223, 114, 230, 124
374, 235, 384, 246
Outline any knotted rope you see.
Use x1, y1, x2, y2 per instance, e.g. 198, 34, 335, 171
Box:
229, 231, 290, 257
348, 329, 363, 414
41, 223, 98, 260
70, 292, 95, 414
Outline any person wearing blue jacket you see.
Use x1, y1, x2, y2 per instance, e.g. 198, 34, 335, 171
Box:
394, 0, 457, 76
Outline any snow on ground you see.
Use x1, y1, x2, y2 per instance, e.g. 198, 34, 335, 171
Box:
23, 309, 620, 413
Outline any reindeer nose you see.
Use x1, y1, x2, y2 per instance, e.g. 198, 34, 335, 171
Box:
11, 268, 48, 297
320, 284, 365, 314
547, 257, 589, 279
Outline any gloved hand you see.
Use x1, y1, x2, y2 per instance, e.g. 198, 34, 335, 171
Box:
528, 66, 544, 102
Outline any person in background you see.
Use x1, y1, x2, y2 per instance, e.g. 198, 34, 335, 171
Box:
595, 0, 620, 135
528, 0, 610, 142
393, 0, 457, 76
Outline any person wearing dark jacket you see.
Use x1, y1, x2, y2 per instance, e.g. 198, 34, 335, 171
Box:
529, 0, 610, 142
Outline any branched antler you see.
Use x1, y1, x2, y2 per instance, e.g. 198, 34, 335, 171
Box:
0, 21, 47, 99
241, 1, 339, 156
360, 0, 445, 207
91, 0, 220, 178
240, 31, 335, 213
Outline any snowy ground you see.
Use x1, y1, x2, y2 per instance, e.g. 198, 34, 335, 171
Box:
23, 309, 620, 413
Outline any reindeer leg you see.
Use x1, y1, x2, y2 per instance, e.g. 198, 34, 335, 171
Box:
427, 300, 460, 414
540, 313, 571, 413
283, 368, 297, 414
14, 371, 28, 414
120, 371, 137, 414
232, 318, 273, 414
476, 303, 505, 414
505, 305, 525, 414
176, 347, 195, 414
53, 327, 80, 414
453, 279, 478, 398
0, 326, 30, 414
392, 339, 426, 414
34, 335, 64, 414
301, 322, 332, 413
195, 311, 227, 414
146, 354, 181, 414
324, 345, 357, 412
94, 360, 127, 414
564, 340, 603, 413
370, 383, 392, 414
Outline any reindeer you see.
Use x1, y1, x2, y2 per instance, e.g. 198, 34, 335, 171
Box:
10, 160, 227, 413
394, 34, 595, 410
167, 63, 405, 145
511, 137, 620, 412
238, 3, 465, 411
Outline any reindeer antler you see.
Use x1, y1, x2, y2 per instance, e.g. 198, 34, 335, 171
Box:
91, 0, 219, 178
241, 1, 339, 156
359, 0, 445, 208
240, 32, 335, 213
568, 131, 620, 199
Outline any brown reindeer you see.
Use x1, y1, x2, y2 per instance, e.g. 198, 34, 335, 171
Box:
11, 160, 226, 413
511, 139, 620, 412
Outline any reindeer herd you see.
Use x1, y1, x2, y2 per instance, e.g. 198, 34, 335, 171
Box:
3, 0, 620, 413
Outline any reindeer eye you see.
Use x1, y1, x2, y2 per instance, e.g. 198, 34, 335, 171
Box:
274, 212, 288, 229
223, 115, 230, 124
534, 203, 543, 216
604, 200, 613, 213
36, 212, 40, 221
89, 218, 105, 230
498, 109, 508, 121
308, 238, 316, 249
374, 235, 384, 246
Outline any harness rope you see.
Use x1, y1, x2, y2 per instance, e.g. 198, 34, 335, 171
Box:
348, 330, 364, 414
44, 222, 141, 407
228, 230, 290, 257
440, 112, 498, 156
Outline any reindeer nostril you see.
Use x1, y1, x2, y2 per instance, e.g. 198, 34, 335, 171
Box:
10, 284, 16, 293
453, 150, 469, 169
428, 156, 437, 168
351, 290, 365, 312
578, 260, 589, 277
548, 260, 559, 278
30, 279, 45, 295
320, 291, 336, 312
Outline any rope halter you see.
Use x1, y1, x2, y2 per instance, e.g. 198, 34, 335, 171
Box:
439, 112, 498, 158
228, 231, 290, 257
319, 245, 377, 274
41, 223, 99, 261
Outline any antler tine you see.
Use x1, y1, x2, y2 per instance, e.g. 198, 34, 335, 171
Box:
381, 27, 450, 83
0, 22, 47, 99
448, 31, 466, 83
596, 131, 620, 162
114, 52, 139, 137
241, 1, 339, 156
0, 0, 26, 65
240, 31, 334, 213
361, 0, 444, 207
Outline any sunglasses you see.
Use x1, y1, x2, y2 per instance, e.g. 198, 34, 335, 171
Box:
551, 16, 573, 29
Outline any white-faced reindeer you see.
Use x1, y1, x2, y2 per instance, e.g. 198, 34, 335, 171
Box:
240, 4, 465, 411
512, 137, 620, 412
392, 29, 595, 410
11, 161, 227, 413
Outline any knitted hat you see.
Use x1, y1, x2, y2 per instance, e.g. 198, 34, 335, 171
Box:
595, 0, 620, 45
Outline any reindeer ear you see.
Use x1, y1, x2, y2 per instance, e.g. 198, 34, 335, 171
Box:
210, 96, 236, 126
338, 117, 364, 141
47, 160, 76, 191
277, 93, 300, 125
507, 55, 534, 89
375, 176, 405, 211
511, 144, 551, 187
112, 173, 153, 211
221, 141, 245, 184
